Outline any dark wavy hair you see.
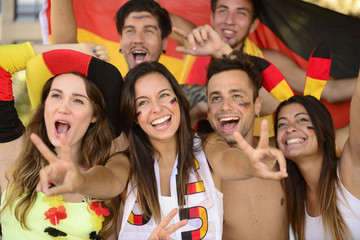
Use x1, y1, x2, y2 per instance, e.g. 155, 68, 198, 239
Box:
1, 72, 117, 238
206, 51, 262, 101
120, 61, 199, 222
274, 95, 351, 240
115, 0, 172, 40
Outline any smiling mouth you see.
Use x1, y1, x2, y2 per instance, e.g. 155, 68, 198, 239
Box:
55, 120, 71, 135
218, 117, 240, 131
132, 50, 146, 64
151, 115, 171, 126
286, 138, 305, 145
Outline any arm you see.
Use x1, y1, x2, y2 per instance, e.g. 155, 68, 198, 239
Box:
339, 69, 360, 199
204, 120, 287, 181
263, 49, 356, 103
170, 14, 196, 46
50, 0, 77, 43
32, 133, 130, 199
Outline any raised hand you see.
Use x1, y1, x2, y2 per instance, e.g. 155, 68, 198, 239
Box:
148, 209, 188, 240
234, 120, 288, 180
31, 133, 85, 196
173, 24, 233, 58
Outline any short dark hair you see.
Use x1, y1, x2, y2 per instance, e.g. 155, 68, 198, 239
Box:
115, 0, 172, 39
210, 0, 261, 20
206, 51, 262, 101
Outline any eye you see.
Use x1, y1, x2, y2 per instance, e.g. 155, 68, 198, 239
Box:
300, 118, 309, 122
211, 96, 222, 103
236, 11, 247, 17
124, 29, 135, 34
145, 29, 154, 34
74, 98, 84, 104
233, 94, 242, 99
138, 100, 147, 107
217, 9, 227, 15
277, 122, 287, 128
160, 93, 170, 99
50, 93, 61, 99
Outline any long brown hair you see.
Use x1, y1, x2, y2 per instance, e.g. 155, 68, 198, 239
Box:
274, 95, 351, 240
120, 62, 200, 222
2, 73, 117, 238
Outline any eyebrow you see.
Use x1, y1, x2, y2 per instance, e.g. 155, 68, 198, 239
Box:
123, 24, 159, 32
208, 88, 247, 97
278, 112, 309, 121
50, 89, 89, 100
135, 88, 172, 101
217, 4, 251, 13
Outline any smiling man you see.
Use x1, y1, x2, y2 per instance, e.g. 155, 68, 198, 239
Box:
206, 51, 288, 240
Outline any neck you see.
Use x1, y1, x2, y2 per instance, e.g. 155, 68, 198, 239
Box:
151, 137, 178, 165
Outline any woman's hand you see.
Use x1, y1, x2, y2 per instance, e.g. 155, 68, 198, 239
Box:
31, 133, 85, 196
234, 120, 288, 180
148, 209, 188, 240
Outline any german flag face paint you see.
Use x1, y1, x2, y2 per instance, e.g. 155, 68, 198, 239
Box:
170, 97, 178, 110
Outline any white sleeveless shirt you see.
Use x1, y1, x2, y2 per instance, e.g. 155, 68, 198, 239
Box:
118, 138, 223, 239
304, 167, 360, 240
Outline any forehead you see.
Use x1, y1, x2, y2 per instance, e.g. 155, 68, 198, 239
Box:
207, 69, 254, 95
124, 11, 159, 27
135, 72, 173, 96
278, 103, 308, 118
52, 73, 87, 92
215, 0, 253, 9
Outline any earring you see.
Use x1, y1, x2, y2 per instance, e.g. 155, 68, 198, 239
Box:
119, 48, 122, 53
162, 49, 166, 54
256, 113, 260, 118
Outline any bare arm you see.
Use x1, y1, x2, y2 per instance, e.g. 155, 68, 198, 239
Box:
170, 14, 196, 46
340, 69, 360, 199
32, 134, 130, 199
51, 0, 77, 43
263, 49, 355, 103
204, 120, 287, 181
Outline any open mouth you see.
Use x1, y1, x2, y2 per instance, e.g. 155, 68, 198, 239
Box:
132, 50, 146, 64
286, 138, 305, 145
151, 115, 171, 129
55, 120, 71, 135
218, 117, 240, 132
222, 29, 236, 39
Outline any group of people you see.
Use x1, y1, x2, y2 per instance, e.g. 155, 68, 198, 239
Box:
0, 0, 359, 239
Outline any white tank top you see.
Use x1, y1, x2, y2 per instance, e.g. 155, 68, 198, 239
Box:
304, 167, 360, 240
118, 139, 223, 239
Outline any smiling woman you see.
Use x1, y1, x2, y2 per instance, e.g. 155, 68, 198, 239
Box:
0, 42, 123, 239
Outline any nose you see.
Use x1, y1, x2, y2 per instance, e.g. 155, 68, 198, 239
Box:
286, 123, 298, 133
58, 100, 71, 114
133, 31, 145, 44
221, 97, 234, 111
151, 100, 163, 113
225, 12, 235, 24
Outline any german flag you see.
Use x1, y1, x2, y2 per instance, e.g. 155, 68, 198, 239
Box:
40, 0, 360, 128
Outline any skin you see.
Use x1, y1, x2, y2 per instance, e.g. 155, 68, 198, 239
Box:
207, 70, 289, 240
120, 12, 167, 70
44, 74, 96, 157
173, 0, 356, 104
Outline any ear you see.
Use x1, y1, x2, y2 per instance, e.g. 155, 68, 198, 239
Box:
249, 18, 259, 33
91, 115, 97, 123
254, 96, 262, 117
161, 37, 168, 53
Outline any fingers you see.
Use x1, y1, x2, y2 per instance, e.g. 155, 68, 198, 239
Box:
30, 133, 58, 164
93, 45, 110, 62
257, 119, 269, 149
36, 166, 51, 193
157, 209, 178, 229
166, 219, 188, 235
233, 131, 254, 156
270, 148, 288, 177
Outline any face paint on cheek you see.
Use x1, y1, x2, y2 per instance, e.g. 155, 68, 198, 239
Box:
307, 126, 315, 134
135, 111, 143, 121
170, 97, 178, 110
239, 102, 251, 112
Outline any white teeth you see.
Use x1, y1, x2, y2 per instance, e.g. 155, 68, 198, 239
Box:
151, 116, 170, 125
57, 120, 68, 124
220, 117, 239, 122
286, 138, 305, 145
133, 50, 146, 54
224, 30, 234, 34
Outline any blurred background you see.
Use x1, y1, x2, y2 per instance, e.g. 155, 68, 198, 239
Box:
0, 0, 359, 126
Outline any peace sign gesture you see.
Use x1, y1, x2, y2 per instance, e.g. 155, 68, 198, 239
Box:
235, 120, 288, 180
30, 133, 85, 196
148, 209, 188, 240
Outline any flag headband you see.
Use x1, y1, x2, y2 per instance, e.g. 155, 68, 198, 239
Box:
252, 39, 331, 102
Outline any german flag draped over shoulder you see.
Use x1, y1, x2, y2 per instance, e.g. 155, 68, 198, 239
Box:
39, 0, 360, 128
